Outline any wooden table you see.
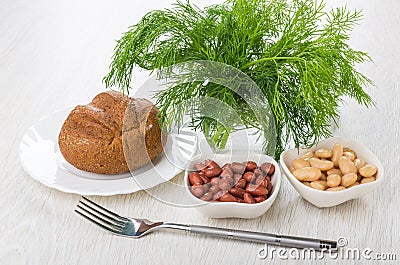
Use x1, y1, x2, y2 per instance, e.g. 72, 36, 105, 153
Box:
1, 0, 398, 264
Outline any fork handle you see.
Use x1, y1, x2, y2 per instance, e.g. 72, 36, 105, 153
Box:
161, 223, 336, 251
190, 225, 337, 250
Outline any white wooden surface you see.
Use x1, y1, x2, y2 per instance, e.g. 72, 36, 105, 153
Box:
1, 0, 398, 264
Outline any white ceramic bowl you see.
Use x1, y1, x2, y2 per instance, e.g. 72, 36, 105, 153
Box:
184, 153, 281, 218
280, 137, 384, 208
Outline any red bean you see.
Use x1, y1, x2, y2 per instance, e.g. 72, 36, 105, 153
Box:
202, 183, 210, 193
209, 185, 220, 194
221, 163, 231, 171
220, 167, 233, 178
260, 179, 267, 188
233, 174, 242, 183
191, 185, 205, 198
267, 181, 273, 195
246, 183, 256, 191
200, 192, 213, 201
205, 167, 222, 178
191, 159, 275, 204
246, 185, 268, 196
229, 187, 245, 198
213, 190, 226, 201
189, 172, 203, 186
261, 176, 271, 188
204, 159, 220, 169
243, 172, 255, 182
199, 173, 211, 184
269, 164, 276, 175
261, 163, 275, 175
254, 168, 264, 177
244, 192, 255, 204
210, 177, 221, 185
255, 175, 266, 186
245, 161, 257, 171
194, 163, 207, 172
236, 198, 245, 203
254, 196, 266, 203
218, 178, 233, 190
231, 162, 246, 174
219, 193, 236, 202
235, 178, 247, 189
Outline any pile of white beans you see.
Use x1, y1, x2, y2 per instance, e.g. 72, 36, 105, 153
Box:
290, 143, 377, 191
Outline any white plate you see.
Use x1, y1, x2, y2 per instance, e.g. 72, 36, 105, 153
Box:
19, 107, 198, 196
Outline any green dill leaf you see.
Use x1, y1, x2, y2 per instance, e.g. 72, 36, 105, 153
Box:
104, 0, 374, 158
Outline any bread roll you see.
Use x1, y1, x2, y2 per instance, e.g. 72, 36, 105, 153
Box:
58, 91, 165, 174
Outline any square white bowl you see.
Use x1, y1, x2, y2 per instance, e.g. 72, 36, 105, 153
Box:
184, 153, 281, 218
280, 137, 384, 208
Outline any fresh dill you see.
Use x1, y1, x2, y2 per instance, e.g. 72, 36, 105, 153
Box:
104, 0, 374, 158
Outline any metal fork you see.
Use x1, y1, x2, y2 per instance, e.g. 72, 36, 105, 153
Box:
75, 197, 337, 251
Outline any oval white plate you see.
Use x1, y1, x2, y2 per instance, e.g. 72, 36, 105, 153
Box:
19, 107, 198, 196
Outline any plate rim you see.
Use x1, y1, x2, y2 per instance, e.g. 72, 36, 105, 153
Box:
18, 106, 187, 196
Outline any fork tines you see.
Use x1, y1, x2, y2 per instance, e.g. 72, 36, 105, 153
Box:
75, 197, 128, 234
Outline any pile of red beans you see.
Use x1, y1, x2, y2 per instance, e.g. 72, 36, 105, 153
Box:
188, 159, 275, 204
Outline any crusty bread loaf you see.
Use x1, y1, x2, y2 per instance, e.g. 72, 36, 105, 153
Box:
58, 91, 165, 174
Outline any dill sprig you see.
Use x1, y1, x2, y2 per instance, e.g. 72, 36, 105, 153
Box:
104, 0, 374, 158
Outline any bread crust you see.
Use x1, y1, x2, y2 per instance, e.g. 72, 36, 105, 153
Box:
58, 91, 165, 174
